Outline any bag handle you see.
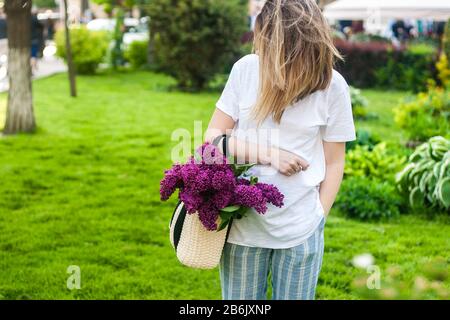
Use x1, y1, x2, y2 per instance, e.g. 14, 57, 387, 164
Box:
211, 134, 230, 158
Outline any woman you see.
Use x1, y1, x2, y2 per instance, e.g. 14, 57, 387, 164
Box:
206, 0, 356, 300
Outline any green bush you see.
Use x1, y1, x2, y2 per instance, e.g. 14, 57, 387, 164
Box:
396, 136, 450, 212
346, 128, 380, 151
394, 86, 450, 142
374, 44, 437, 93
349, 33, 390, 43
208, 42, 254, 91
438, 19, 450, 87
436, 53, 450, 87
345, 142, 406, 182
336, 176, 402, 220
35, 0, 57, 8
124, 40, 149, 69
334, 40, 437, 91
443, 18, 450, 60
350, 86, 369, 119
148, 0, 247, 90
56, 27, 109, 74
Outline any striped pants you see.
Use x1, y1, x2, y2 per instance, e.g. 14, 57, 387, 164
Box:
219, 218, 325, 300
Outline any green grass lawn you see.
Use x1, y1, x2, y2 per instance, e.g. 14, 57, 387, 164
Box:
0, 71, 448, 300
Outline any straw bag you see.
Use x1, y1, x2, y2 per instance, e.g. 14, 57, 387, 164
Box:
169, 201, 231, 269
169, 135, 231, 269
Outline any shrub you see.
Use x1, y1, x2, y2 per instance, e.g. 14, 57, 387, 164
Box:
336, 176, 402, 220
148, 0, 247, 90
124, 40, 148, 69
345, 142, 406, 182
396, 136, 450, 212
394, 86, 450, 142
443, 18, 450, 59
209, 42, 254, 91
56, 27, 109, 74
436, 53, 450, 87
349, 33, 390, 43
436, 19, 450, 87
349, 86, 368, 119
334, 39, 437, 91
334, 39, 390, 88
374, 44, 437, 93
346, 128, 380, 152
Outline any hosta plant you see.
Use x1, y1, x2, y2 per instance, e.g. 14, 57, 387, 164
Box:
396, 136, 450, 211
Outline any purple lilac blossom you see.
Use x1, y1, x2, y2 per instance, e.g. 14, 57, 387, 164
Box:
255, 183, 285, 208
197, 202, 219, 231
160, 164, 183, 201
160, 142, 285, 230
232, 184, 267, 214
179, 189, 204, 214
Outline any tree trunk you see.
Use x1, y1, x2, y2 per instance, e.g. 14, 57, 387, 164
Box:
111, 7, 125, 69
4, 0, 35, 134
63, 0, 77, 97
147, 17, 155, 66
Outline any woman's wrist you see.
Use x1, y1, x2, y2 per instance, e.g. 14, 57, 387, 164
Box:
258, 146, 275, 165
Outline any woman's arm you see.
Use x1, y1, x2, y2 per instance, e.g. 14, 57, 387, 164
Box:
319, 141, 346, 217
206, 108, 309, 176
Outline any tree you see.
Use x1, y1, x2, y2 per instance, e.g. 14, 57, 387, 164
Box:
148, 0, 247, 90
62, 0, 77, 97
111, 6, 125, 69
93, 0, 132, 68
4, 0, 36, 134
133, 1, 154, 66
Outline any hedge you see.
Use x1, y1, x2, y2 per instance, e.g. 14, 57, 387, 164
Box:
334, 39, 437, 92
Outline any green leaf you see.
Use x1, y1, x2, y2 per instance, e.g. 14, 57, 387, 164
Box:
220, 205, 241, 213
217, 218, 230, 232
236, 163, 256, 170
234, 206, 249, 219
409, 186, 425, 209
437, 177, 450, 208
250, 176, 259, 185
219, 210, 234, 222
232, 163, 256, 177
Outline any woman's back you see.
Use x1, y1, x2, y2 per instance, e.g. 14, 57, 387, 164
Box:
217, 53, 355, 248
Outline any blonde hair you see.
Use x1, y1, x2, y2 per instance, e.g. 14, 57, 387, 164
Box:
252, 0, 342, 124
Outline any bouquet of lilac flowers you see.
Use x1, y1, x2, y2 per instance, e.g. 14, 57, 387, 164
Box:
160, 142, 284, 232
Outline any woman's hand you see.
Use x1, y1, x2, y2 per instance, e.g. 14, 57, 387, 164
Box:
270, 147, 309, 176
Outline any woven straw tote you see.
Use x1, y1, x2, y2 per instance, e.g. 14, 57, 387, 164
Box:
168, 135, 231, 269
169, 201, 230, 269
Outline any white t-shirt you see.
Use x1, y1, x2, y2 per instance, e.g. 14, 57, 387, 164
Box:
216, 54, 356, 249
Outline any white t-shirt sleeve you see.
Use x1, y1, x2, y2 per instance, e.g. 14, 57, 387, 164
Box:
321, 85, 356, 142
216, 63, 240, 122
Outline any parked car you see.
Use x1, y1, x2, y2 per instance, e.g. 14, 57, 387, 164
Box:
86, 17, 149, 47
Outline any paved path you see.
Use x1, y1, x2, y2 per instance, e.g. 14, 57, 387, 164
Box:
0, 42, 67, 93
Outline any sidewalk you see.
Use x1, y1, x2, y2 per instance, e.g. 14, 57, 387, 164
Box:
0, 55, 67, 93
